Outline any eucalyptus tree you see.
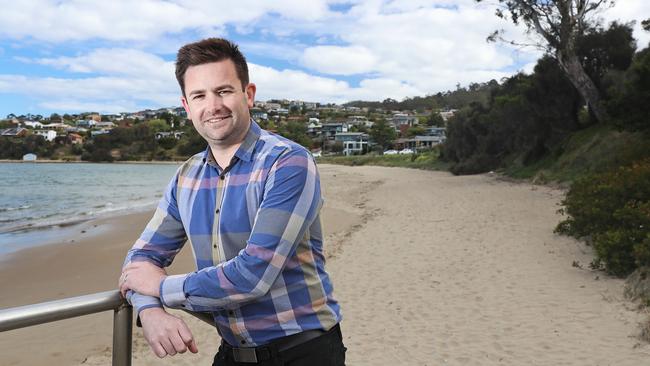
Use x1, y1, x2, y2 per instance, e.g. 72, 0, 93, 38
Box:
478, 0, 615, 123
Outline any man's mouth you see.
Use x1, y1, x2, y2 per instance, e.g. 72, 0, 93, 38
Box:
204, 115, 231, 124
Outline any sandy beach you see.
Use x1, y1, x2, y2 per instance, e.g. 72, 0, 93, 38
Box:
1, 164, 649, 365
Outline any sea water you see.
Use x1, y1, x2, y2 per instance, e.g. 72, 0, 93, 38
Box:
0, 162, 180, 249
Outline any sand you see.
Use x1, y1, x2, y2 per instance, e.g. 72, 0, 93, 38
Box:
1, 164, 649, 365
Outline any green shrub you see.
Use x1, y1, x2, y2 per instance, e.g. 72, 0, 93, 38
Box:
556, 159, 650, 276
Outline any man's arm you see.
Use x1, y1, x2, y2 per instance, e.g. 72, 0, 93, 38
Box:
119, 171, 198, 358
121, 172, 188, 314
160, 148, 321, 311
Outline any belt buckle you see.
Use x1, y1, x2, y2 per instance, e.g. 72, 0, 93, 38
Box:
233, 347, 258, 363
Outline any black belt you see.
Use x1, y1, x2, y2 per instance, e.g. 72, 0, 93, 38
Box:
221, 324, 339, 363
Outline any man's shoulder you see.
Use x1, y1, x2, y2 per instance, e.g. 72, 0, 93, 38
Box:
256, 128, 312, 160
175, 150, 207, 177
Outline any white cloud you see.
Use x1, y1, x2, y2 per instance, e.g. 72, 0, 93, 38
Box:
301, 46, 378, 75
0, 73, 179, 113
34, 49, 175, 79
0, 0, 339, 42
39, 100, 140, 114
250, 64, 352, 103
288, 1, 529, 95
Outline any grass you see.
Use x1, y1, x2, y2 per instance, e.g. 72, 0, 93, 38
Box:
317, 150, 451, 171
503, 124, 650, 183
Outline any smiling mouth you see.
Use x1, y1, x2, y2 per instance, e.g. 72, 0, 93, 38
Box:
204, 115, 231, 124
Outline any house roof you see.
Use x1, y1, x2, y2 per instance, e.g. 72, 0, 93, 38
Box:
1, 127, 27, 136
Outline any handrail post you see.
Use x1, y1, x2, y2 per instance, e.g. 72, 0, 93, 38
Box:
112, 302, 132, 366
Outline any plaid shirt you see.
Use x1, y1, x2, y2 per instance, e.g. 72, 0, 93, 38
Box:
124, 121, 341, 347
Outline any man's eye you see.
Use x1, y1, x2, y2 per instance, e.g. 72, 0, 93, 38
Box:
218, 90, 233, 96
192, 95, 204, 100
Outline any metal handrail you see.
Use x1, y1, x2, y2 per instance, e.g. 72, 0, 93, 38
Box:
0, 290, 132, 366
0, 290, 217, 366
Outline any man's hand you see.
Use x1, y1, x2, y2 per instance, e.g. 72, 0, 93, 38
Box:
139, 307, 199, 358
119, 261, 168, 298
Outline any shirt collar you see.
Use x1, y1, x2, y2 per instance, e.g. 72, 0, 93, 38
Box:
234, 119, 260, 163
202, 119, 260, 166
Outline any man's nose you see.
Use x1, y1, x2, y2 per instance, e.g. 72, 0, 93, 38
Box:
207, 93, 225, 109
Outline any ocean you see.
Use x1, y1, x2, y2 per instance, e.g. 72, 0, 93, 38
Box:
0, 162, 181, 250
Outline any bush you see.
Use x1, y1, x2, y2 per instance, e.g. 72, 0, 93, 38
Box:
157, 136, 177, 150
606, 47, 650, 132
556, 159, 650, 276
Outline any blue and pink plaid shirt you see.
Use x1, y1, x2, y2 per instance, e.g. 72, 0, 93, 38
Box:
124, 121, 341, 347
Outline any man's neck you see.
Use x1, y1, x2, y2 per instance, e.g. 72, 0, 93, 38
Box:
208, 123, 251, 169
209, 143, 241, 169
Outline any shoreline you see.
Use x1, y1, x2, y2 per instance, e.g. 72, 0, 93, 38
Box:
0, 202, 159, 254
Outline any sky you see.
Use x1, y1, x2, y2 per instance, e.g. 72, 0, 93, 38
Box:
0, 0, 648, 117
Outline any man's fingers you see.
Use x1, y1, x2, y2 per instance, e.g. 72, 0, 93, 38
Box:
160, 338, 177, 356
176, 327, 196, 354
151, 342, 167, 358
170, 332, 188, 354
177, 322, 195, 347
119, 282, 127, 298
188, 339, 199, 354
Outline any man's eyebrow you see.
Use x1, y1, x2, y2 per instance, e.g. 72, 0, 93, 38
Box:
212, 84, 235, 91
187, 89, 206, 97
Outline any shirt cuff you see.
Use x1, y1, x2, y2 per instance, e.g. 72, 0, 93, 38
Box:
160, 273, 190, 308
127, 291, 162, 313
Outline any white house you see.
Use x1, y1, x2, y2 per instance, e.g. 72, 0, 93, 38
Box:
335, 132, 369, 155
95, 121, 116, 129
22, 153, 37, 161
34, 130, 57, 141
23, 121, 43, 129
42, 123, 68, 130
391, 113, 418, 127
76, 119, 96, 128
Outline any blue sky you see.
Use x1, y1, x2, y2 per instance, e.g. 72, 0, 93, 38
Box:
0, 0, 648, 118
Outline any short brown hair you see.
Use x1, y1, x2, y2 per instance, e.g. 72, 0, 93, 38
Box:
175, 38, 249, 95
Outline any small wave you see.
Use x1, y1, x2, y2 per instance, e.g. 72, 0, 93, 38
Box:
0, 205, 32, 212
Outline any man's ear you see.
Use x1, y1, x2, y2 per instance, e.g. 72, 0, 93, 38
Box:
245, 83, 257, 108
181, 96, 191, 116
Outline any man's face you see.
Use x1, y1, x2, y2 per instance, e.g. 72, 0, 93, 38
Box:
181, 59, 255, 148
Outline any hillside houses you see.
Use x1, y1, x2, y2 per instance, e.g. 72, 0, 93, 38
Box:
1, 99, 450, 159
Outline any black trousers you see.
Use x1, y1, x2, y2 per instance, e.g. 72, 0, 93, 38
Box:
212, 325, 347, 366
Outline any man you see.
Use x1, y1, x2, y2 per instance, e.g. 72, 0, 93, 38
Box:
119, 38, 345, 366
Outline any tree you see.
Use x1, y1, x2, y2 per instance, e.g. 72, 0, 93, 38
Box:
146, 119, 170, 133
369, 119, 397, 150
277, 121, 312, 149
49, 113, 62, 122
576, 21, 636, 93
406, 125, 426, 137
642, 18, 650, 31
427, 112, 445, 127
480, 0, 614, 123
606, 47, 650, 131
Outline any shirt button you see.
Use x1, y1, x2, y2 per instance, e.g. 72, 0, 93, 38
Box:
213, 244, 217, 248
220, 175, 225, 180
215, 208, 220, 214
240, 340, 246, 345
228, 310, 234, 316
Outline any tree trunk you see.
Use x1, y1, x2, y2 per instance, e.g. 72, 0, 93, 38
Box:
556, 51, 607, 123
